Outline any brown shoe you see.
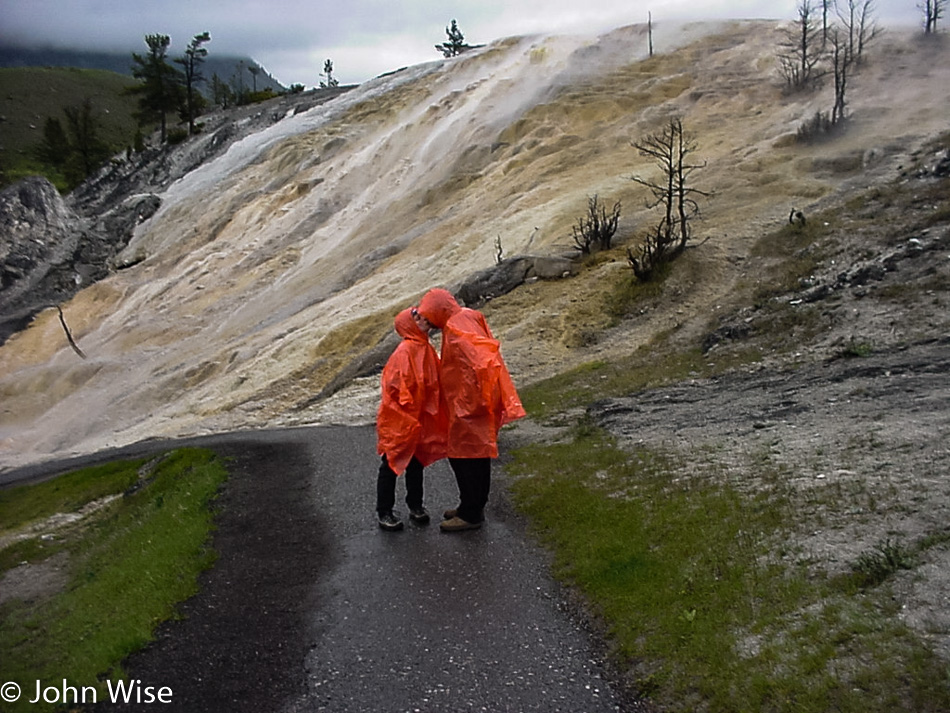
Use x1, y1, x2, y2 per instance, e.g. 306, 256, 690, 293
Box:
439, 516, 481, 532
443, 508, 458, 520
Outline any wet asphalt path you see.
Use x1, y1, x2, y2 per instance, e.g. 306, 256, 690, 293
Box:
283, 425, 625, 713
6, 425, 634, 712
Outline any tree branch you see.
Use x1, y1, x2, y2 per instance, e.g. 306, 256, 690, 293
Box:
57, 305, 87, 359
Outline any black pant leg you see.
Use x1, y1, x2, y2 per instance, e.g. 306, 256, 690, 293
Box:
449, 457, 491, 523
474, 458, 491, 516
376, 455, 397, 514
404, 456, 425, 510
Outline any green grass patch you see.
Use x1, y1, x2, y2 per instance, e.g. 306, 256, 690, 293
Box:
0, 459, 145, 533
520, 341, 757, 421
750, 234, 827, 301
0, 449, 227, 712
0, 67, 140, 190
834, 336, 874, 359
0, 458, 148, 572
849, 537, 915, 588
508, 430, 950, 712
603, 259, 673, 321
845, 533, 950, 591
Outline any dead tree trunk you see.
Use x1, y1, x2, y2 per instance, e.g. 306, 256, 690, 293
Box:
57, 305, 87, 359
778, 0, 825, 90
628, 117, 710, 280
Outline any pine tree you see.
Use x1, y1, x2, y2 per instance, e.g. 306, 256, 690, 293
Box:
320, 59, 339, 88
36, 117, 71, 168
436, 19, 470, 57
63, 98, 110, 181
129, 34, 183, 143
176, 31, 211, 135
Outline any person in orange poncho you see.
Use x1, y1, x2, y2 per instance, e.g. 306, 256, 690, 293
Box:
375, 307, 447, 531
415, 288, 526, 532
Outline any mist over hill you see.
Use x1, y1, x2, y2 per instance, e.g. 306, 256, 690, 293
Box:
0, 19, 948, 475
0, 44, 285, 92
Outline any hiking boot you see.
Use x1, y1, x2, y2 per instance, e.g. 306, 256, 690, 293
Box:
409, 507, 430, 525
439, 516, 481, 532
442, 508, 458, 520
378, 512, 404, 531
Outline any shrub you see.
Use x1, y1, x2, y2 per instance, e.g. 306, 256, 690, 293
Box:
166, 127, 189, 145
851, 538, 914, 588
571, 194, 621, 255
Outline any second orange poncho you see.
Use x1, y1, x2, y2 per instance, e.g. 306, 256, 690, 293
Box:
417, 288, 526, 459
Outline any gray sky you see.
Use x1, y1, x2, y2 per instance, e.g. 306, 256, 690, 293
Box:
0, 0, 922, 87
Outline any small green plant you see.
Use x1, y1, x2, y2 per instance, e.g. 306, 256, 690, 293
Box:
166, 127, 189, 144
797, 110, 842, 143
851, 538, 915, 588
837, 336, 873, 358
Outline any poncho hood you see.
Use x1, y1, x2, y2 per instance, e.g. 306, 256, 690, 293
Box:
394, 307, 427, 342
417, 288, 461, 329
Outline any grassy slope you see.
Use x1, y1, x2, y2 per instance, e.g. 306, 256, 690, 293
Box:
0, 449, 227, 712
509, 428, 950, 712
0, 67, 139, 188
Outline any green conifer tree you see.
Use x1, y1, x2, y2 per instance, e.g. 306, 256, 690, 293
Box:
436, 20, 471, 57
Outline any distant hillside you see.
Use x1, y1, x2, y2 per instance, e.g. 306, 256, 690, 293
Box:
0, 47, 288, 190
0, 46, 285, 94
0, 67, 140, 189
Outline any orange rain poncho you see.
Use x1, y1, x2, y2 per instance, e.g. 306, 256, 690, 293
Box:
376, 308, 447, 476
417, 288, 526, 459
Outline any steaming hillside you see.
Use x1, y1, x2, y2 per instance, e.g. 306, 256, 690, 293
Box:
1, 19, 948, 472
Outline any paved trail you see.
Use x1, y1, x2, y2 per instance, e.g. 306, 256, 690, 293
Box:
8, 425, 637, 713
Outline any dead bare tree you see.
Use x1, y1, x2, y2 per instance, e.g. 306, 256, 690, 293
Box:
571, 195, 621, 255
919, 0, 946, 33
648, 12, 654, 57
778, 0, 826, 91
796, 17, 857, 143
837, 0, 882, 63
829, 24, 854, 126
820, 0, 833, 45
857, 1, 883, 57
627, 117, 710, 281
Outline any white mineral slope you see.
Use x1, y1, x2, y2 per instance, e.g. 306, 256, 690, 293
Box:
1, 20, 947, 472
